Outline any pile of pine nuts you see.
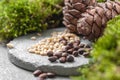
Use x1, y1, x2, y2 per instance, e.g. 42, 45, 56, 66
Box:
28, 31, 80, 56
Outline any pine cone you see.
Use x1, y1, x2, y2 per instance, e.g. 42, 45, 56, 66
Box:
77, 1, 120, 40
63, 0, 96, 33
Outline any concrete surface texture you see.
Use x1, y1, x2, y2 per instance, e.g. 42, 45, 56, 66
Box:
0, 44, 71, 80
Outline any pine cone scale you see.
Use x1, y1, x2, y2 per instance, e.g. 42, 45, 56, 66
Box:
68, 9, 81, 18
72, 3, 86, 11
85, 15, 94, 26
70, 0, 82, 4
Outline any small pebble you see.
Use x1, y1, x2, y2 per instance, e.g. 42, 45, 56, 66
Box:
66, 55, 74, 62
33, 70, 42, 77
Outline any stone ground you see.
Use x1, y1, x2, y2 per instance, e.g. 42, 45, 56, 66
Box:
0, 44, 70, 80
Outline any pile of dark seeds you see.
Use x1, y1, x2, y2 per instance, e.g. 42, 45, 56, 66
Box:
33, 70, 55, 80
47, 40, 92, 63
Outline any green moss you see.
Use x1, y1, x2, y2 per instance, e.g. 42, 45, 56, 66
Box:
0, 0, 63, 40
72, 15, 120, 80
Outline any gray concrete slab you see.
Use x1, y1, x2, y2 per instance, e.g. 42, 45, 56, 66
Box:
0, 44, 70, 80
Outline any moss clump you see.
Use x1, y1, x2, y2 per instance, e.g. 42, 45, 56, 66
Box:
72, 15, 120, 80
0, 0, 63, 40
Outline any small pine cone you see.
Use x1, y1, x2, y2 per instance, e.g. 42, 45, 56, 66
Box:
77, 1, 120, 40
63, 0, 97, 33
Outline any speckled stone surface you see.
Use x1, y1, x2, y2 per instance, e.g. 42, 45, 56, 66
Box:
0, 44, 70, 80
7, 28, 90, 76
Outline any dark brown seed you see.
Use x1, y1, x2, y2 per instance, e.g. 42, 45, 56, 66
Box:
59, 57, 66, 63
74, 46, 80, 50
67, 42, 73, 47
66, 55, 74, 62
67, 48, 74, 54
36, 77, 44, 80
84, 44, 91, 48
78, 48, 86, 55
39, 73, 47, 79
59, 38, 67, 42
47, 51, 53, 57
48, 56, 57, 62
73, 42, 79, 47
83, 52, 90, 57
75, 40, 81, 45
72, 51, 79, 57
62, 47, 67, 52
33, 70, 42, 77
47, 72, 56, 78
54, 52, 62, 58
65, 45, 72, 50
60, 40, 68, 45
62, 52, 68, 57
79, 43, 85, 48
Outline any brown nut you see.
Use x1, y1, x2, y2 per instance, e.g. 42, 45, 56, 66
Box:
84, 44, 91, 48
53, 52, 62, 58
72, 51, 79, 57
59, 57, 66, 63
48, 56, 58, 62
67, 42, 73, 47
66, 55, 74, 62
47, 72, 56, 78
62, 52, 68, 57
39, 73, 47, 79
36, 77, 44, 80
74, 40, 81, 45
65, 45, 72, 50
67, 48, 74, 54
59, 38, 67, 45
74, 46, 80, 50
33, 70, 42, 77
79, 43, 85, 48
73, 42, 79, 48
47, 51, 53, 57
78, 48, 86, 55
83, 52, 90, 57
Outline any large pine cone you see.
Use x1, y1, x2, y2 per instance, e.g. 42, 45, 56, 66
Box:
77, 1, 120, 40
63, 0, 120, 41
63, 0, 96, 33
